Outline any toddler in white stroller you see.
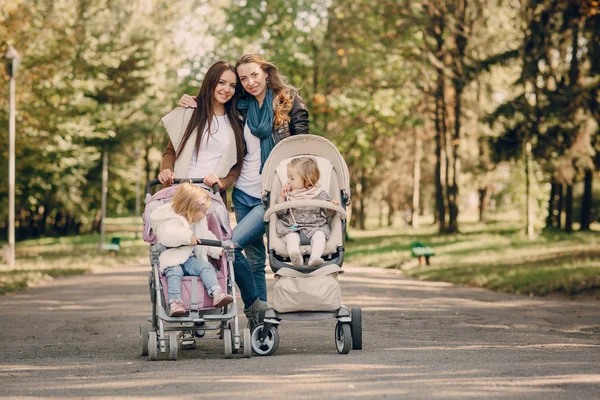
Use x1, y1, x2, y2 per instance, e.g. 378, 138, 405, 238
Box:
249, 135, 363, 355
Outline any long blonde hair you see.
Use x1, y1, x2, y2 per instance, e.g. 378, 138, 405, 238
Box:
289, 157, 320, 188
171, 182, 211, 222
236, 54, 296, 129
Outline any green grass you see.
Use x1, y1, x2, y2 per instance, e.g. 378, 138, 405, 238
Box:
0, 268, 89, 295
346, 217, 600, 297
1, 221, 148, 295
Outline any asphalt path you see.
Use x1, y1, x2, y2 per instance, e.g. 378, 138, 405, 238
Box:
1, 263, 599, 399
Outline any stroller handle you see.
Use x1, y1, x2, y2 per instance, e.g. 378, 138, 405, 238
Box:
197, 238, 225, 248
145, 179, 220, 196
163, 239, 232, 249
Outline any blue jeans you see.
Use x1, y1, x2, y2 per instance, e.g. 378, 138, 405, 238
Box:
164, 256, 220, 303
232, 187, 267, 308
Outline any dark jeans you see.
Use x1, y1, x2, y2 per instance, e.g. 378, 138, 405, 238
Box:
231, 187, 267, 308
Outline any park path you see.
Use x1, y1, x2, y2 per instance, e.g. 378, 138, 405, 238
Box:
0, 262, 599, 399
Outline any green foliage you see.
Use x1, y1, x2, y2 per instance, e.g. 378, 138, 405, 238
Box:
0, 0, 191, 239
494, 159, 550, 230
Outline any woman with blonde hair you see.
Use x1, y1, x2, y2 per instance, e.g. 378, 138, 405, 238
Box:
179, 54, 310, 327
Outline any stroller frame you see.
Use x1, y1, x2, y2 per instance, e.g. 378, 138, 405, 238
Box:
139, 179, 251, 360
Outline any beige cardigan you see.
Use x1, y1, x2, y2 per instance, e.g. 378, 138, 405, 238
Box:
161, 107, 239, 180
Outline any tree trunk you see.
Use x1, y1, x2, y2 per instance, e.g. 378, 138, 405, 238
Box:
428, 1, 447, 234
434, 63, 447, 233
92, 209, 102, 233
434, 105, 446, 233
145, 136, 154, 184
564, 0, 579, 235
565, 183, 574, 232
546, 181, 558, 228
311, 41, 320, 131
557, 183, 564, 228
479, 187, 488, 222
358, 174, 368, 230
525, 141, 535, 239
447, 0, 466, 234
444, 120, 452, 231
386, 191, 395, 226
412, 128, 422, 228
580, 169, 593, 231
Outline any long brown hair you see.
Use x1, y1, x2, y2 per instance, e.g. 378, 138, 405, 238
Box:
176, 61, 244, 167
235, 54, 296, 129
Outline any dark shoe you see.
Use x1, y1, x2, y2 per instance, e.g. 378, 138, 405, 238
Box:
194, 322, 205, 338
244, 298, 269, 330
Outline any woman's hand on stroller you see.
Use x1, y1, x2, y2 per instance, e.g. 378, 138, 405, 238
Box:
204, 174, 224, 190
178, 94, 197, 108
190, 235, 200, 246
158, 169, 175, 185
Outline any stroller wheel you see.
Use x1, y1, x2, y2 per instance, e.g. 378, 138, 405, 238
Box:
242, 328, 252, 358
250, 324, 279, 356
148, 331, 158, 361
227, 323, 238, 354
335, 322, 352, 354
139, 324, 149, 356
168, 332, 179, 360
351, 308, 363, 350
223, 329, 233, 359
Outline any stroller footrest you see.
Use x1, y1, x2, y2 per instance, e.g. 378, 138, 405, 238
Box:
203, 303, 237, 320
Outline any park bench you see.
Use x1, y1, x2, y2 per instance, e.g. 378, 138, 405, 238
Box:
411, 242, 435, 265
106, 237, 121, 255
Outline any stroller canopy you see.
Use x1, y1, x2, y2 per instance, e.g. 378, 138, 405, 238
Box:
261, 135, 350, 203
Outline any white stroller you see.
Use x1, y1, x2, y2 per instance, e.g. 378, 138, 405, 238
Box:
249, 135, 363, 355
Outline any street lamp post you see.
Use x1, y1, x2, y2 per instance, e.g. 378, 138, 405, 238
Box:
135, 148, 141, 239
4, 46, 21, 268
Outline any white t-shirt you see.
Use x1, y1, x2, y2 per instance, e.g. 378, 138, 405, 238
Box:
187, 115, 231, 179
234, 122, 262, 198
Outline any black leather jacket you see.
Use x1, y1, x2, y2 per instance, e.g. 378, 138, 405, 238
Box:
272, 91, 310, 144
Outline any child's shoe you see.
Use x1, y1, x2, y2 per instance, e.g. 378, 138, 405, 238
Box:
289, 251, 303, 267
169, 300, 185, 317
308, 257, 324, 267
212, 288, 234, 308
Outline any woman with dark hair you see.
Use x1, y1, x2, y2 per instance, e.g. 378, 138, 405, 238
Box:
179, 54, 309, 328
159, 61, 245, 205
